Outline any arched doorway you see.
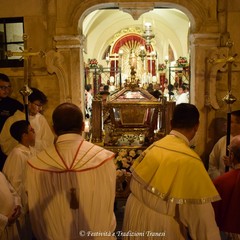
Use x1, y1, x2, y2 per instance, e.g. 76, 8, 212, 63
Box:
51, 1, 220, 160
81, 8, 190, 97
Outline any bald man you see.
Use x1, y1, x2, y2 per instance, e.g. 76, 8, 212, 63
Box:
213, 135, 240, 239
26, 103, 116, 240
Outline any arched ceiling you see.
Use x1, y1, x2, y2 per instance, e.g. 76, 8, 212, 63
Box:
82, 8, 190, 67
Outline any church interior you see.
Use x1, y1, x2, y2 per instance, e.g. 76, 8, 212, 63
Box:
1, 0, 239, 161
1, 0, 240, 234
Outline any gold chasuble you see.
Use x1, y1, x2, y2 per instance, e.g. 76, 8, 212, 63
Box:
132, 134, 220, 204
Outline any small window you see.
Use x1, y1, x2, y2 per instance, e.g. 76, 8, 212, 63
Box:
0, 17, 24, 68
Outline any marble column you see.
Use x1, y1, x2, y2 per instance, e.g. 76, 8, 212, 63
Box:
189, 33, 221, 163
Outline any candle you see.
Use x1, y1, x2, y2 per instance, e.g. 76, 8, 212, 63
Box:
84, 120, 90, 133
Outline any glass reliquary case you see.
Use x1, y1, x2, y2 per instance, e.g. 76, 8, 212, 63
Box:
104, 86, 161, 146
91, 85, 174, 147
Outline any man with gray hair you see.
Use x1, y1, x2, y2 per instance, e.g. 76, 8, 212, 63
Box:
208, 110, 240, 180
213, 135, 240, 239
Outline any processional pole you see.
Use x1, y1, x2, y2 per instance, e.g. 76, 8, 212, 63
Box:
6, 34, 44, 121
209, 38, 238, 172
222, 39, 237, 172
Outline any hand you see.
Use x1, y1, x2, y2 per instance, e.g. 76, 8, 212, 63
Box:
222, 155, 231, 167
7, 205, 21, 226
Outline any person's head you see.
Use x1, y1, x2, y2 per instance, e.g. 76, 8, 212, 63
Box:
151, 90, 161, 99
85, 84, 92, 92
0, 73, 12, 99
52, 103, 84, 136
10, 120, 35, 147
28, 88, 47, 116
168, 84, 174, 92
154, 83, 160, 91
228, 135, 240, 166
181, 83, 189, 92
99, 84, 104, 92
231, 110, 240, 137
177, 86, 184, 94
103, 85, 109, 92
171, 103, 200, 141
100, 88, 110, 105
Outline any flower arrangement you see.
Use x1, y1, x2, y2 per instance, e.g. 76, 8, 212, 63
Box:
115, 149, 142, 177
158, 63, 167, 71
114, 148, 143, 197
88, 58, 98, 68
176, 56, 188, 67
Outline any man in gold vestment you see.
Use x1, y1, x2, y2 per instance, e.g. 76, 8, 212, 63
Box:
123, 103, 221, 240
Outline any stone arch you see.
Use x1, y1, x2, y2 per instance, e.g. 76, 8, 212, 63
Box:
70, 1, 213, 36
72, 1, 219, 98
47, 0, 222, 160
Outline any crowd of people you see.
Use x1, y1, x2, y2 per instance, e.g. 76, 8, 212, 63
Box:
146, 81, 189, 105
0, 72, 240, 239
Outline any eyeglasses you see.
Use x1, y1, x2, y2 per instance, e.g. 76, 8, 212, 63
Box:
0, 85, 11, 90
32, 102, 43, 108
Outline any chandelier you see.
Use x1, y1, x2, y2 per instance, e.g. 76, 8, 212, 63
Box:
142, 22, 155, 46
139, 22, 155, 62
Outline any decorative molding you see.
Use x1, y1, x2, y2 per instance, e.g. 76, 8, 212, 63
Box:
45, 50, 70, 102
118, 3, 154, 20
205, 48, 230, 110
53, 35, 81, 49
79, 34, 87, 53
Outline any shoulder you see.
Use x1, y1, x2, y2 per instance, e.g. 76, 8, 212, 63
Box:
216, 135, 226, 144
4, 97, 23, 109
32, 113, 48, 123
0, 172, 7, 182
212, 135, 226, 149
83, 140, 114, 156
214, 170, 238, 186
7, 97, 22, 104
2, 110, 24, 127
154, 135, 200, 158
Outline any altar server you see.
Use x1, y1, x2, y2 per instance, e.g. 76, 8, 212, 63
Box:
0, 171, 21, 240
3, 120, 36, 239
0, 87, 54, 156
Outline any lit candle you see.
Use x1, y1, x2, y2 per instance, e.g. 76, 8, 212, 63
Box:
84, 120, 90, 133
